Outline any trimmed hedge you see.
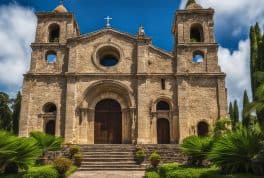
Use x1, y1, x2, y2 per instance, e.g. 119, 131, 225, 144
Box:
146, 171, 160, 178
23, 165, 58, 178
146, 163, 261, 178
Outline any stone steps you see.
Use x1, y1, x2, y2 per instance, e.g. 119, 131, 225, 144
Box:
78, 144, 143, 171
77, 144, 186, 171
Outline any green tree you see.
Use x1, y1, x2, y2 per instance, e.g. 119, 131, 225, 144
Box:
228, 102, 233, 121
250, 23, 264, 126
11, 92, 21, 135
242, 90, 251, 127
0, 92, 12, 131
232, 100, 239, 130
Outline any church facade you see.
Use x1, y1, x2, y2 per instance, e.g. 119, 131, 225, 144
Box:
19, 2, 227, 144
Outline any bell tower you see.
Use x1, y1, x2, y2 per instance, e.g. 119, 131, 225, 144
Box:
172, 0, 220, 73
29, 4, 80, 74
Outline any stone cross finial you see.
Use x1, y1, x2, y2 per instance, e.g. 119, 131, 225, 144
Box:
138, 25, 145, 36
104, 16, 112, 28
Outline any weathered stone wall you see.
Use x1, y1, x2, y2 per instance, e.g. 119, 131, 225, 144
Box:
19, 5, 227, 144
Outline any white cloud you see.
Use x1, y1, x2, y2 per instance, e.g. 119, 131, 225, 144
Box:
218, 39, 252, 111
0, 4, 36, 95
179, 0, 264, 34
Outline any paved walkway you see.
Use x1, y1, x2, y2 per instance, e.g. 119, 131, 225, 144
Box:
69, 171, 145, 178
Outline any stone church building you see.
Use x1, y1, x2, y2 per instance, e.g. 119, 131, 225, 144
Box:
19, 2, 227, 144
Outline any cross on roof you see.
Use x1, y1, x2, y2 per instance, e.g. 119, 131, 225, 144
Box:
60, 0, 65, 5
104, 16, 112, 28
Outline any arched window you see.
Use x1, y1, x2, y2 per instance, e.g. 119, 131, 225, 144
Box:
156, 101, 170, 111
49, 24, 60, 42
97, 46, 120, 67
43, 103, 57, 113
190, 23, 204, 42
192, 51, 204, 63
46, 51, 57, 63
197, 121, 209, 136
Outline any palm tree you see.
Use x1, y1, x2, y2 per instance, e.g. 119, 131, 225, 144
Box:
0, 130, 41, 173
30, 131, 64, 158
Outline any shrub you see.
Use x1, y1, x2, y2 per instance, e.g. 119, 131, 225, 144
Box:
69, 145, 80, 158
146, 171, 160, 178
180, 136, 213, 166
208, 126, 264, 175
0, 131, 42, 173
65, 165, 78, 177
149, 152, 161, 167
73, 153, 83, 167
53, 157, 72, 177
213, 117, 231, 137
159, 163, 179, 178
135, 148, 146, 164
23, 165, 58, 178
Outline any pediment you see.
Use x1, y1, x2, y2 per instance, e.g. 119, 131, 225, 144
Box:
67, 28, 150, 44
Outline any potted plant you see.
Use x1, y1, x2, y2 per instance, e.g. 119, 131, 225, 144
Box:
149, 152, 161, 167
73, 153, 83, 167
30, 131, 64, 165
135, 148, 146, 164
69, 145, 80, 158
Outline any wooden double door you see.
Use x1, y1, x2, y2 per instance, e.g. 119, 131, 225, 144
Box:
94, 99, 122, 144
157, 118, 170, 144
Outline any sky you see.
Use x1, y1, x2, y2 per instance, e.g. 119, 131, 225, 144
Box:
0, 0, 263, 116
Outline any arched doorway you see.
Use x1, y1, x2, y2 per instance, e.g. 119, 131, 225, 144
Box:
45, 120, 55, 135
197, 121, 209, 136
157, 118, 170, 144
94, 99, 122, 144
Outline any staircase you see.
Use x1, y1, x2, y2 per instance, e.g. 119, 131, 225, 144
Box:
78, 144, 145, 171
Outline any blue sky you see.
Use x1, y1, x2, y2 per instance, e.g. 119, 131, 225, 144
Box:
0, 0, 263, 115
0, 0, 247, 51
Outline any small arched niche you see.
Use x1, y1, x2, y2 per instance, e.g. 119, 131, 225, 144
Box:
43, 102, 57, 113
197, 121, 209, 136
190, 23, 204, 42
49, 24, 60, 43
192, 50, 204, 63
46, 51, 57, 63
156, 101, 170, 111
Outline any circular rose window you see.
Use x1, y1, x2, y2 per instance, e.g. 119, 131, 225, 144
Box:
97, 46, 120, 67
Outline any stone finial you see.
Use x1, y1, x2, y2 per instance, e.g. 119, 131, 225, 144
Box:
54, 4, 68, 13
138, 25, 145, 36
185, 0, 203, 9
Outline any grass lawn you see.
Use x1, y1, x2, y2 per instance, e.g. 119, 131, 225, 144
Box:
146, 163, 262, 178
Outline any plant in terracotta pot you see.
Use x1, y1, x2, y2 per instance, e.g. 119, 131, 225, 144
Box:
69, 145, 80, 158
149, 152, 161, 167
73, 153, 83, 167
135, 148, 146, 165
30, 131, 64, 165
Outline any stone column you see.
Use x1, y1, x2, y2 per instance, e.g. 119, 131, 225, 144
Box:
130, 108, 136, 144
55, 111, 60, 137
79, 108, 88, 144
122, 110, 126, 144
64, 77, 77, 143
87, 109, 94, 144
19, 78, 31, 137
151, 115, 157, 144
